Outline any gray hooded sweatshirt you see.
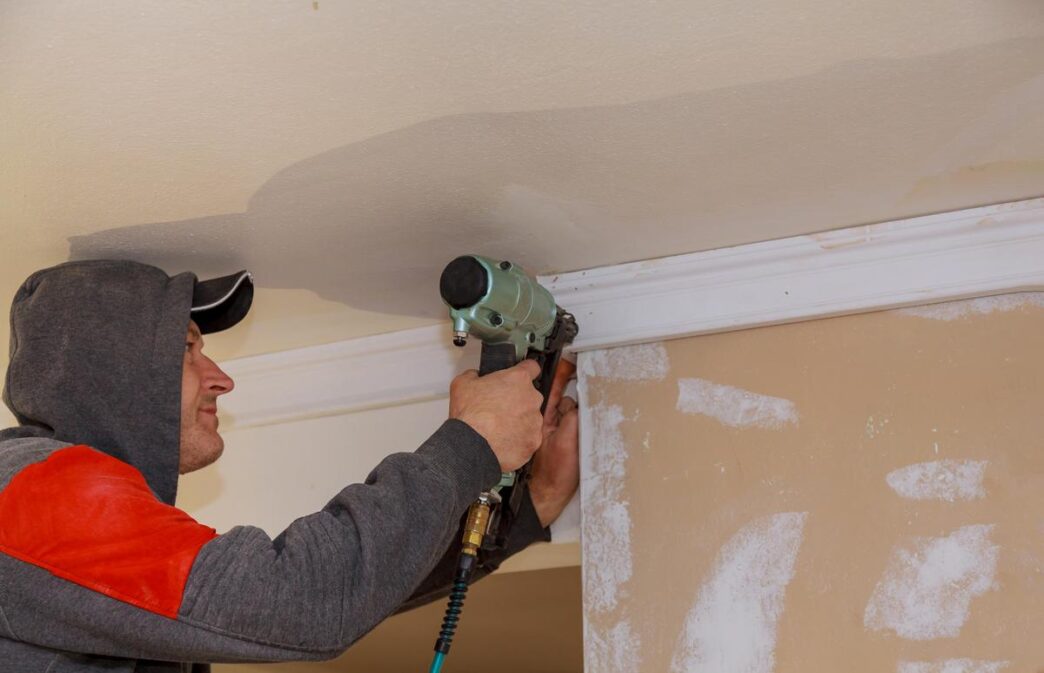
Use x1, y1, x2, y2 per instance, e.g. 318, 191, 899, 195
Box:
0, 260, 548, 672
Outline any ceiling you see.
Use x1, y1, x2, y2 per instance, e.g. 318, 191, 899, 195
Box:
2, 0, 1043, 366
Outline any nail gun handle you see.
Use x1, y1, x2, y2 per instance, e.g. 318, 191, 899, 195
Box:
475, 340, 535, 553
478, 342, 521, 377
478, 342, 543, 405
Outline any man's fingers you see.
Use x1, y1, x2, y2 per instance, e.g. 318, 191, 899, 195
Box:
449, 369, 478, 394
540, 396, 579, 444
544, 359, 576, 417
543, 394, 562, 428
516, 359, 542, 380
558, 405, 579, 434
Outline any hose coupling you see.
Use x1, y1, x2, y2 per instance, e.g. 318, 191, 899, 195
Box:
460, 491, 501, 556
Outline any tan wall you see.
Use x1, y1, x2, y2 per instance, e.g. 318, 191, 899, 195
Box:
578, 294, 1044, 672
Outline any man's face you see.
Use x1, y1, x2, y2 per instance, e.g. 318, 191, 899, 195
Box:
179, 320, 235, 474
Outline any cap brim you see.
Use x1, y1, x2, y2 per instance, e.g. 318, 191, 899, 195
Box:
190, 270, 254, 334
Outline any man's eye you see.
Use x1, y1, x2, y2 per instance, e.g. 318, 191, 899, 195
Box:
186, 341, 195, 351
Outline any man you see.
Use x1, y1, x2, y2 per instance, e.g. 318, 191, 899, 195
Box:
0, 260, 579, 672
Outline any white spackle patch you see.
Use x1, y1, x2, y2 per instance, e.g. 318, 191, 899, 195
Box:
670, 512, 809, 673
864, 525, 999, 640
886, 460, 988, 502
896, 293, 1044, 321
581, 403, 633, 614
866, 415, 890, 439
585, 619, 641, 673
676, 378, 799, 430
579, 342, 670, 381
898, 659, 1010, 673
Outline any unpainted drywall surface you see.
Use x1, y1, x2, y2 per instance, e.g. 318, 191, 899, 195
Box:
64, 34, 1044, 322
579, 293, 1044, 672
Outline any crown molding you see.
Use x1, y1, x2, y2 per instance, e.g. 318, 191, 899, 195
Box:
220, 324, 475, 430
544, 197, 1044, 351
221, 197, 1044, 430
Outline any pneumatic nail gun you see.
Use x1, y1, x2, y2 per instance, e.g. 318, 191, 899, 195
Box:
427, 255, 578, 672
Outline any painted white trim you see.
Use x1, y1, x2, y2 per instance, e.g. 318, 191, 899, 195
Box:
221, 197, 1044, 429
544, 197, 1044, 351
221, 324, 475, 430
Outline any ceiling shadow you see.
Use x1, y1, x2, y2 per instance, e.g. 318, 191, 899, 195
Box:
69, 36, 1044, 318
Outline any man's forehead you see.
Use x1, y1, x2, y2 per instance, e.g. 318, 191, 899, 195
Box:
187, 321, 202, 339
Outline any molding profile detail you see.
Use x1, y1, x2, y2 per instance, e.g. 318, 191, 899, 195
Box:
546, 197, 1044, 351
221, 325, 474, 430
222, 198, 1044, 429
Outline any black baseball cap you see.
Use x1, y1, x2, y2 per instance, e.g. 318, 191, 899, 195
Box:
190, 270, 254, 334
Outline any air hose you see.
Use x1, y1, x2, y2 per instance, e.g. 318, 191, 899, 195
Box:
427, 497, 494, 673
429, 553, 476, 673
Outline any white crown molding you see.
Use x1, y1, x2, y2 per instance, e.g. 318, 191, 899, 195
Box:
220, 324, 476, 430
221, 197, 1044, 430
545, 197, 1044, 351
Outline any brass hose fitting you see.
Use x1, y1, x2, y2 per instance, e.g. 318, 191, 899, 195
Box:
460, 491, 500, 556
460, 502, 489, 557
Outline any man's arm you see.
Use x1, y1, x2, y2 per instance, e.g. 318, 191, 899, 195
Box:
0, 360, 556, 664
0, 420, 501, 663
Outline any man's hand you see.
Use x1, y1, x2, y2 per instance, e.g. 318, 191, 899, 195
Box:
449, 359, 544, 473
529, 360, 580, 528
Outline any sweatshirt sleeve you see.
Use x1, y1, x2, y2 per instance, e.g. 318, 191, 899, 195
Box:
0, 419, 522, 663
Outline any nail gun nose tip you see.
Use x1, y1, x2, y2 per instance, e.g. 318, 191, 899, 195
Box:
453, 337, 467, 347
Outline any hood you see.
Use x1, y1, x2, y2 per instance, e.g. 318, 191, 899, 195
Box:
2, 260, 197, 505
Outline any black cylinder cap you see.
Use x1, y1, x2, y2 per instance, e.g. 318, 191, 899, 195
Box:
440, 256, 489, 309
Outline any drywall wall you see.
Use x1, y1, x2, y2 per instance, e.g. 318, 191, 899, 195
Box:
579, 293, 1044, 672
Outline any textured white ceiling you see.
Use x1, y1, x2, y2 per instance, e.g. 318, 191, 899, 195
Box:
2, 0, 1043, 360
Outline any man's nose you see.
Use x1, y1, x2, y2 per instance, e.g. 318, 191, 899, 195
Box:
204, 357, 235, 395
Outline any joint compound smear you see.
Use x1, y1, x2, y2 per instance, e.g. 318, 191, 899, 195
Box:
580, 403, 633, 614
586, 619, 640, 673
676, 378, 799, 430
895, 293, 1044, 320
886, 460, 988, 502
864, 525, 999, 640
670, 512, 809, 673
579, 342, 670, 381
898, 660, 1010, 673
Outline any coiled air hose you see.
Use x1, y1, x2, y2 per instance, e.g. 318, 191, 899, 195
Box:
427, 498, 493, 673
